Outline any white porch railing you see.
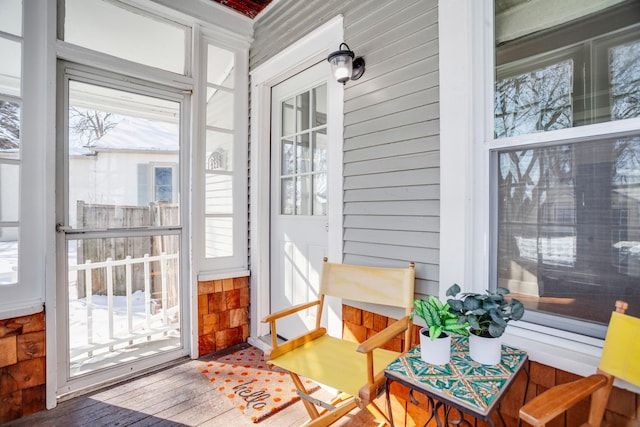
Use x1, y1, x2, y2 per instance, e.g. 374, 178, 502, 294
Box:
68, 252, 179, 359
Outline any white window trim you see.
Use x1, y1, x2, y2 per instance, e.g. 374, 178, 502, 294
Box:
248, 15, 345, 345
193, 33, 249, 276
439, 0, 639, 393
0, 1, 54, 320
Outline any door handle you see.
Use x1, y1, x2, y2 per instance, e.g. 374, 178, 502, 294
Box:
56, 223, 72, 233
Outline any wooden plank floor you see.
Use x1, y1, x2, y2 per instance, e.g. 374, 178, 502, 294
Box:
5, 346, 378, 427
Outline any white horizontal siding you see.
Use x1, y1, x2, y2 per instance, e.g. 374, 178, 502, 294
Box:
344, 169, 439, 190
343, 215, 439, 232
250, 0, 440, 300
344, 185, 439, 202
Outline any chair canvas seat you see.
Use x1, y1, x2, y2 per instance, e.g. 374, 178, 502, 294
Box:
268, 334, 401, 398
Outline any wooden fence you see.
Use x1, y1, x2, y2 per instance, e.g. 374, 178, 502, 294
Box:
75, 201, 179, 298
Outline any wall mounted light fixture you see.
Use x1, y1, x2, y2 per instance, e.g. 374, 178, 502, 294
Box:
327, 43, 365, 84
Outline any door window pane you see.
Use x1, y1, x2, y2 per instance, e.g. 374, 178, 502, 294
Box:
68, 81, 180, 229
312, 85, 327, 127
312, 130, 327, 172
296, 91, 310, 132
281, 177, 294, 215
296, 134, 310, 173
279, 85, 327, 216
297, 175, 310, 215
63, 0, 187, 74
497, 136, 640, 333
313, 173, 327, 216
282, 97, 294, 136
281, 138, 294, 175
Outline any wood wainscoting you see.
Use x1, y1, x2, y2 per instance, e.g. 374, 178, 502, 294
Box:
197, 276, 249, 356
0, 311, 46, 423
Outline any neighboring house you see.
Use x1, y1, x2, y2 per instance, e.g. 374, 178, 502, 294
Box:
1, 0, 639, 425
68, 117, 179, 227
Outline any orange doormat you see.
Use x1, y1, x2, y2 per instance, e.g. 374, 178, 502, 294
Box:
200, 346, 320, 423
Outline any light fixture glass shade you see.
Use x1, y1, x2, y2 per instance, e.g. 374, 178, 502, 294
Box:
328, 50, 354, 84
327, 43, 365, 84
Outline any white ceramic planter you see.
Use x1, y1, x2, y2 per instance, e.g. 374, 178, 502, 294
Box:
469, 333, 503, 365
419, 327, 451, 365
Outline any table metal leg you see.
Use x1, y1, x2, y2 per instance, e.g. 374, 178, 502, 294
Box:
386, 378, 395, 427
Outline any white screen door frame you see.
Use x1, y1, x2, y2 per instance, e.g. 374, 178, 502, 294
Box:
248, 16, 345, 345
55, 62, 191, 397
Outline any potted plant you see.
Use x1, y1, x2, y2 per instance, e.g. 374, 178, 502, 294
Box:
446, 284, 525, 365
410, 295, 469, 365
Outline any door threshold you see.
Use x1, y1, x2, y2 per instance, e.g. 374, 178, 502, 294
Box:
247, 334, 286, 352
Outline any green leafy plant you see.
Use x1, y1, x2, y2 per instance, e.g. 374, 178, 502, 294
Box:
410, 295, 470, 341
446, 284, 525, 338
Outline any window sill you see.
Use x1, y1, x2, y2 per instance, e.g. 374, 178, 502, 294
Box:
197, 269, 249, 282
503, 321, 640, 394
0, 298, 44, 320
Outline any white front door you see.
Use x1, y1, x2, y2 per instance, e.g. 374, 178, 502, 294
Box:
270, 63, 328, 340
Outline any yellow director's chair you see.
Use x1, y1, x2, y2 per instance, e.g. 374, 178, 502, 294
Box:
262, 257, 415, 426
520, 301, 640, 426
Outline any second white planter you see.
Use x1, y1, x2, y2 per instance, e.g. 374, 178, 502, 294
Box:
469, 333, 503, 365
419, 327, 451, 365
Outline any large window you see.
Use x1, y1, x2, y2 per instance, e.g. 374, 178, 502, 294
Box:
0, 0, 22, 287
204, 44, 234, 259
201, 41, 247, 267
62, 0, 187, 75
494, 0, 640, 336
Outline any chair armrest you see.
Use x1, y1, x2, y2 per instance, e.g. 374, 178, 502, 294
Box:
355, 316, 410, 400
265, 327, 326, 361
519, 374, 608, 426
356, 316, 410, 354
262, 299, 321, 323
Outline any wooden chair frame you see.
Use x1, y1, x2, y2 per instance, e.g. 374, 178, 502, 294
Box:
519, 301, 635, 426
263, 258, 415, 427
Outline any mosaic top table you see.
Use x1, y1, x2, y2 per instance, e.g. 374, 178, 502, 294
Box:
384, 336, 528, 427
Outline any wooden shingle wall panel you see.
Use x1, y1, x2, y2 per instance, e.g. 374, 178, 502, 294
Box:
251, 0, 441, 298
